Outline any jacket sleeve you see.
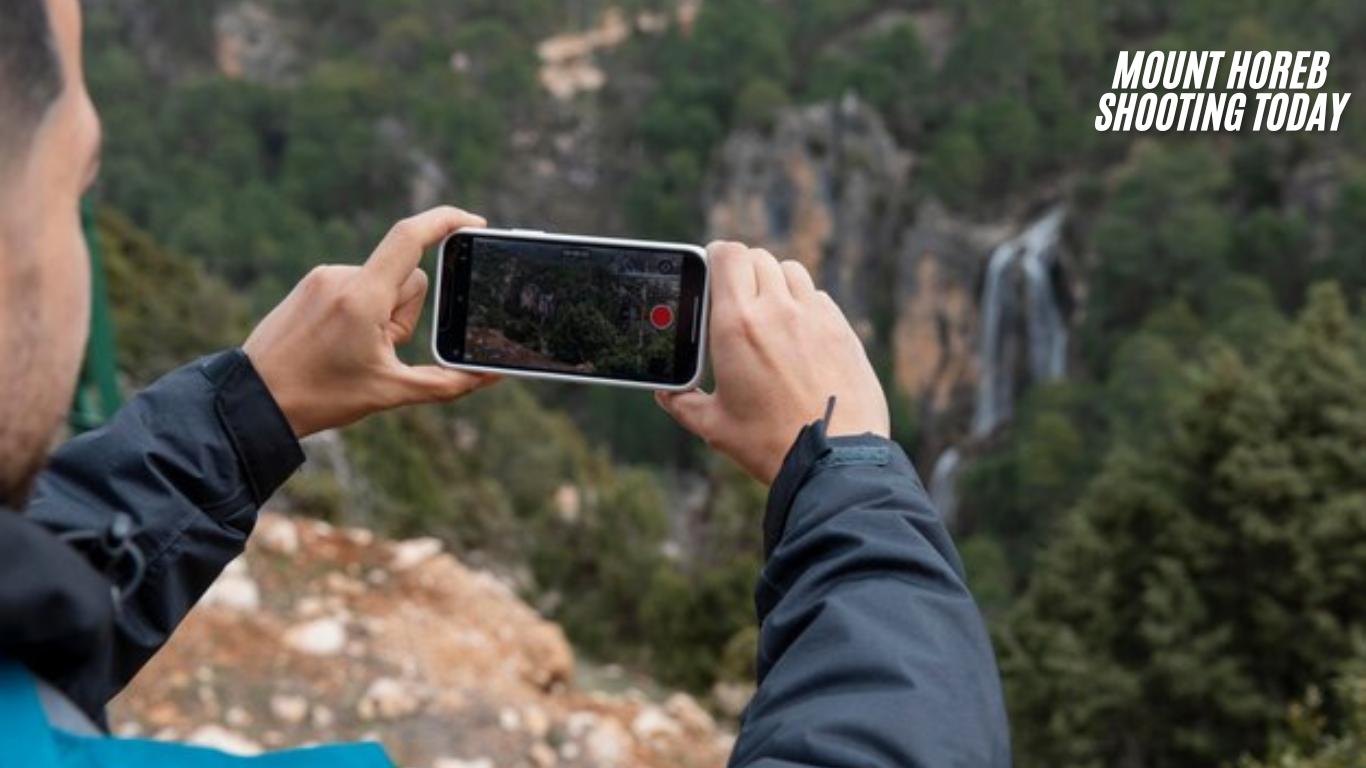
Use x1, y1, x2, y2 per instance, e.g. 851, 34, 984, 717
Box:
22, 349, 304, 722
729, 421, 1012, 768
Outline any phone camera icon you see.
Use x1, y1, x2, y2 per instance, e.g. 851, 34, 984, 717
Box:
657, 259, 676, 275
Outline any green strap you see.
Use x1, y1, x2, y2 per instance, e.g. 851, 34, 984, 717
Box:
70, 200, 123, 433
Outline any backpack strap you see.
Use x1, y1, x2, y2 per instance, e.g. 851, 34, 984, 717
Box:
0, 659, 64, 767
52, 734, 394, 768
0, 657, 392, 768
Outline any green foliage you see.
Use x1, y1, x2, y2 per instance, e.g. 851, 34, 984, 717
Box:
1002, 286, 1366, 768
97, 208, 248, 382
959, 536, 1014, 618
1232, 209, 1315, 311
804, 22, 931, 137
643, 460, 765, 689
548, 303, 618, 366
1100, 304, 1204, 451
625, 150, 709, 241
533, 467, 672, 654
733, 78, 791, 129
1241, 660, 1366, 768
84, 1, 548, 305
921, 126, 987, 208
1083, 143, 1234, 362
624, 0, 790, 237
960, 383, 1102, 581
787, 0, 881, 43
338, 403, 520, 553
532, 456, 764, 691
283, 471, 348, 523
1324, 170, 1366, 297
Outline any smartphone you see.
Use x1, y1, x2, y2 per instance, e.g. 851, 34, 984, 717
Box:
432, 228, 710, 391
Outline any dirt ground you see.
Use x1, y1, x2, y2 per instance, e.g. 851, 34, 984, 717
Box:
109, 513, 733, 768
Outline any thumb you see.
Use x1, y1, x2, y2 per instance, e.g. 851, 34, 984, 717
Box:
655, 389, 718, 441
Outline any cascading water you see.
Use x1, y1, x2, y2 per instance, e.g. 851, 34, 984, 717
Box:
930, 207, 1068, 526
928, 446, 962, 528
971, 207, 1068, 437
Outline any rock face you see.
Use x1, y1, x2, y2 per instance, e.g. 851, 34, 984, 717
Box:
537, 2, 704, 101
704, 97, 1076, 493
705, 96, 913, 340
894, 200, 1013, 421
110, 513, 733, 768
214, 2, 297, 84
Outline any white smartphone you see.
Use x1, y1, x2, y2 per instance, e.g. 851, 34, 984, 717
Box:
431, 228, 710, 391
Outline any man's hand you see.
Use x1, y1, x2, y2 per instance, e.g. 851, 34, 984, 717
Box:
244, 206, 498, 438
656, 242, 889, 485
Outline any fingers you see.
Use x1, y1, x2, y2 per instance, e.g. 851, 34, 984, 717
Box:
708, 241, 756, 303
365, 206, 486, 291
395, 365, 502, 404
752, 249, 789, 299
781, 260, 817, 300
655, 389, 717, 441
388, 269, 430, 345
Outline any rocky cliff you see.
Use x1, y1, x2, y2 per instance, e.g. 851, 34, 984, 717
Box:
705, 95, 911, 342
703, 97, 1075, 492
109, 513, 734, 768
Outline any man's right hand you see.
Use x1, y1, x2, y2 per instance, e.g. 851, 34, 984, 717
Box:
656, 242, 890, 485
244, 207, 499, 438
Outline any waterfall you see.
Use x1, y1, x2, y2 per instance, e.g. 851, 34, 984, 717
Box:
970, 207, 1067, 437
971, 239, 1020, 437
931, 207, 1068, 526
928, 447, 962, 528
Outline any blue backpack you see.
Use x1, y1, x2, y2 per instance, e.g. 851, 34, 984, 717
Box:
0, 660, 393, 768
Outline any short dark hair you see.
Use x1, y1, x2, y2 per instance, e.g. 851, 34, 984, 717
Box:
0, 0, 64, 166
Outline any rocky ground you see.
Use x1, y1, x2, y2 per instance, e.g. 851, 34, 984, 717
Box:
108, 513, 735, 768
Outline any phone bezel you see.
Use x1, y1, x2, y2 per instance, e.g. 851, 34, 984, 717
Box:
431, 228, 710, 392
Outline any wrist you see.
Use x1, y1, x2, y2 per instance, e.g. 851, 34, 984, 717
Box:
240, 345, 307, 437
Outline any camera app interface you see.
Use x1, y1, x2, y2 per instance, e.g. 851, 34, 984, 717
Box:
464, 238, 686, 381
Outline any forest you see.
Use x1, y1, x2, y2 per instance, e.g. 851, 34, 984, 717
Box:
83, 0, 1366, 765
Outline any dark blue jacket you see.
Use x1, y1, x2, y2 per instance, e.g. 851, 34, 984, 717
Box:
0, 350, 1011, 765
732, 418, 1012, 766
0, 350, 302, 727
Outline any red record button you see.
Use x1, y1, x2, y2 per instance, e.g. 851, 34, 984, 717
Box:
650, 304, 676, 331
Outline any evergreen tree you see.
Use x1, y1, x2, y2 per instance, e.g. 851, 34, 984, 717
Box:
1002, 285, 1366, 768
1240, 656, 1366, 768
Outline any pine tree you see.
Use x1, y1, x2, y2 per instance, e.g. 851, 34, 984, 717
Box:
1239, 656, 1366, 768
1002, 285, 1366, 768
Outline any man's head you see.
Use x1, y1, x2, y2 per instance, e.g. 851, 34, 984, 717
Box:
0, 0, 101, 507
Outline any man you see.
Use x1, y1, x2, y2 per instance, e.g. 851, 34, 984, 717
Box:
0, 0, 1011, 765
0, 0, 500, 735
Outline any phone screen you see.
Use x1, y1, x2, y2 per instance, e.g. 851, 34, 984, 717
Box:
435, 232, 707, 387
